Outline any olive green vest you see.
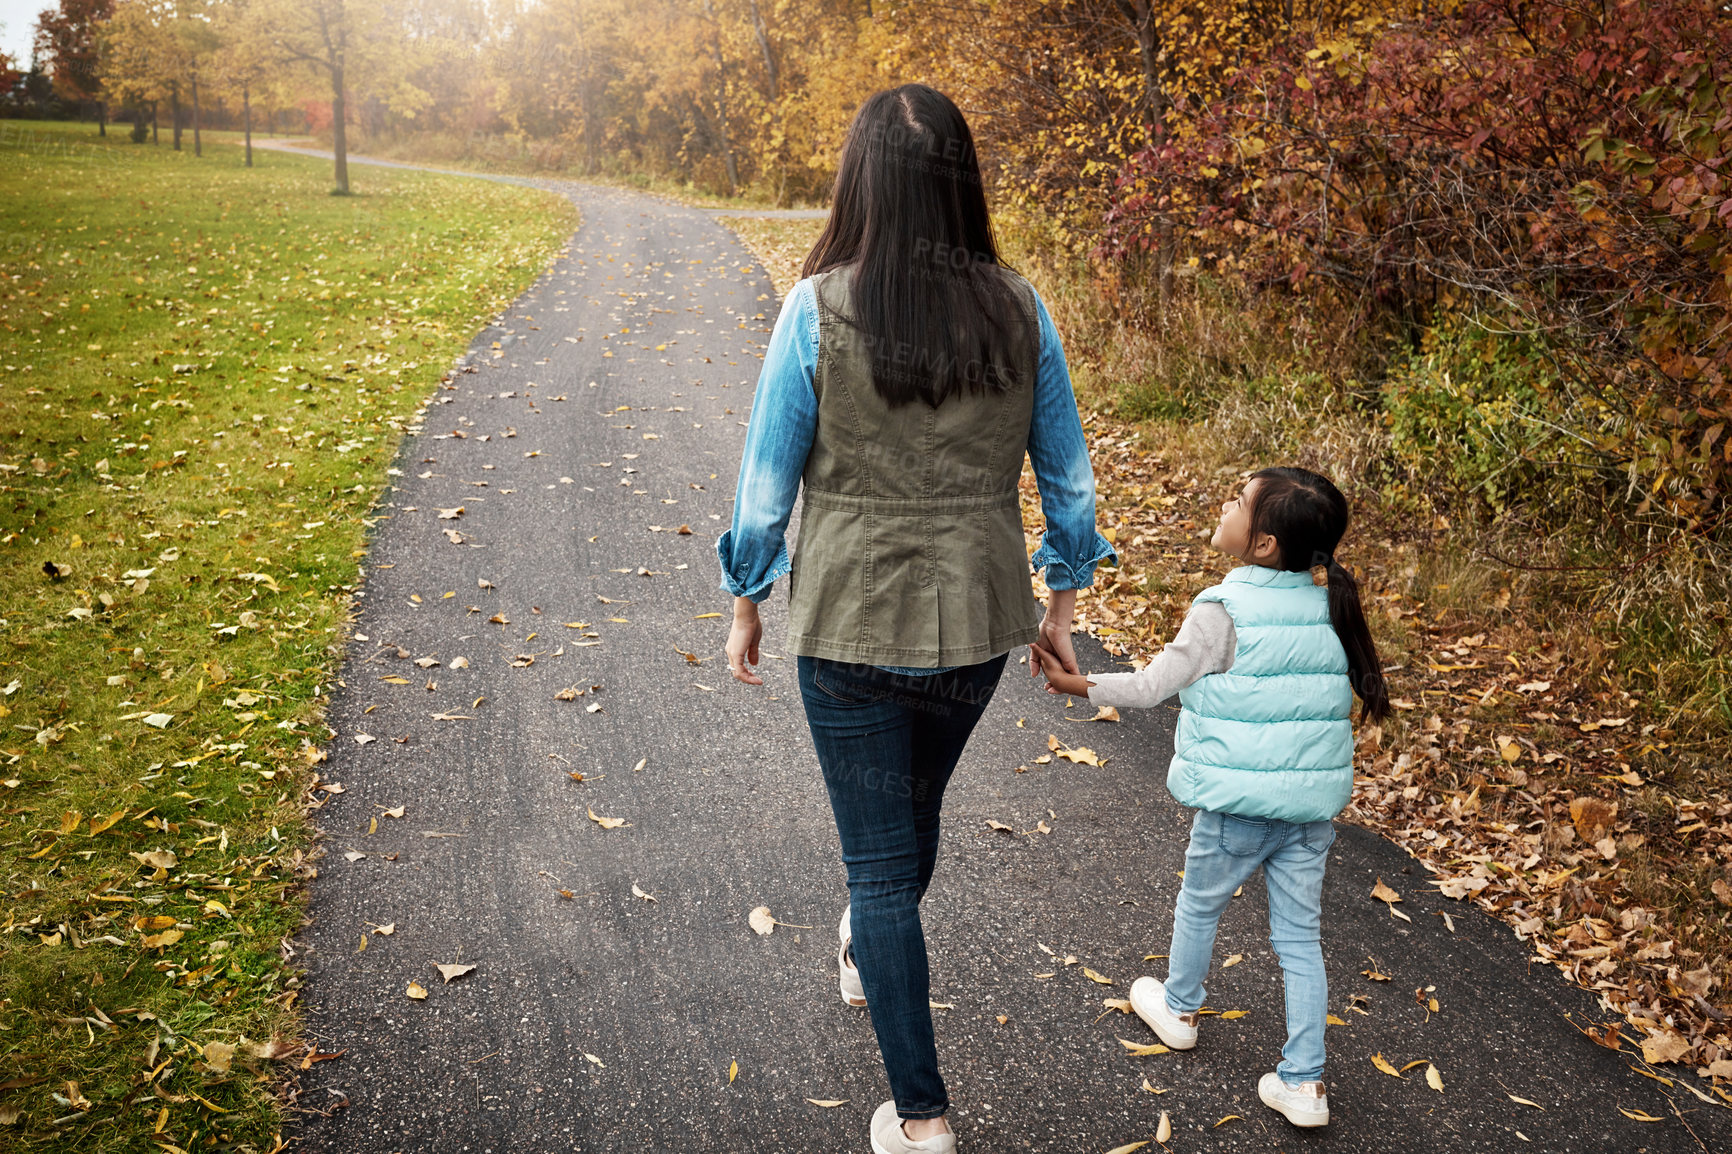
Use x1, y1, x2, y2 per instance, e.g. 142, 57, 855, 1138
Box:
785, 266, 1042, 666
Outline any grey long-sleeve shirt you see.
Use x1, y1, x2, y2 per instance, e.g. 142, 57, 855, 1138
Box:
1083, 601, 1238, 709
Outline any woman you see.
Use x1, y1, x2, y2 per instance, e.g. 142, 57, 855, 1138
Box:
717, 84, 1116, 1154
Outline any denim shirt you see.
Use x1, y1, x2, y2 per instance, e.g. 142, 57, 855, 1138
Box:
717, 276, 1117, 675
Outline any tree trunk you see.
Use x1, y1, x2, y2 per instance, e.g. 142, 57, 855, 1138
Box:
171, 85, 182, 151
191, 72, 202, 157
97, 100, 106, 136
702, 1, 739, 196
331, 63, 350, 193
243, 84, 253, 167
1112, 0, 1173, 314
747, 0, 779, 99
151, 100, 158, 144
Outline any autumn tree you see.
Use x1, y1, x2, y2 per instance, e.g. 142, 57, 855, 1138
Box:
261, 0, 433, 193
33, 0, 117, 133
99, 0, 191, 148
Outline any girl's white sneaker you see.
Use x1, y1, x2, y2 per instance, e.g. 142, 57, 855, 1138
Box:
1258, 1072, 1329, 1127
839, 904, 866, 1007
1129, 976, 1198, 1049
869, 1101, 956, 1154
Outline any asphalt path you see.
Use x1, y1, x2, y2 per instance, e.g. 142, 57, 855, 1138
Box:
275, 147, 1729, 1153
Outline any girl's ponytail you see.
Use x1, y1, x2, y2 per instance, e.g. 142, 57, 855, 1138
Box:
1245, 466, 1390, 724
1323, 555, 1390, 723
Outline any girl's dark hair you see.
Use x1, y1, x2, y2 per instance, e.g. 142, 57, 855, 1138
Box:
1245, 466, 1391, 723
801, 84, 1031, 408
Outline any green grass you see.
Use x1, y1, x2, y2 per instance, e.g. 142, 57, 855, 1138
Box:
0, 121, 576, 1150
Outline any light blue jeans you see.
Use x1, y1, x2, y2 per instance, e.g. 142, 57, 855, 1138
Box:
1164, 809, 1334, 1084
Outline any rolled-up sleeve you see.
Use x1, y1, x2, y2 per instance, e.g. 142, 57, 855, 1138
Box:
1026, 290, 1118, 590
715, 279, 819, 603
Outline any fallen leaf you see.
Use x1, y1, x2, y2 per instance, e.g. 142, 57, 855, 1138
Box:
374, 923, 395, 935
406, 981, 428, 1000
986, 819, 1015, 832
748, 906, 776, 935
729, 1060, 738, 1083
1221, 953, 1243, 969
1157, 1110, 1173, 1142
1102, 998, 1133, 1013
631, 883, 657, 903
587, 807, 627, 830
1507, 1093, 1544, 1110
201, 1042, 236, 1074
1640, 1028, 1691, 1065
1426, 1063, 1444, 1092
1106, 1142, 1150, 1154
584, 1052, 604, 1067
1617, 1107, 1663, 1123
1214, 1115, 1242, 1127
343, 851, 366, 863
1119, 1038, 1171, 1056
1371, 878, 1403, 905
1220, 1010, 1249, 1020
354, 734, 376, 745
1327, 1013, 1349, 1025
1362, 969, 1391, 981
806, 1098, 848, 1107
1083, 967, 1114, 985
1371, 1052, 1401, 1077
929, 1000, 955, 1010
433, 963, 476, 983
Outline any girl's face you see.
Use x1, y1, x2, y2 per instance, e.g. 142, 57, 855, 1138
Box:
1211, 479, 1280, 565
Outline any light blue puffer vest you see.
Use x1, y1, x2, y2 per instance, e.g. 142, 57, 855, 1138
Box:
1168, 566, 1355, 823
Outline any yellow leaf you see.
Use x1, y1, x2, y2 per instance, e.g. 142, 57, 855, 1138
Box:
1105, 1143, 1150, 1154
1119, 1038, 1171, 1056
1327, 1013, 1349, 1025
1617, 1107, 1662, 1123
1157, 1110, 1172, 1142
1083, 967, 1113, 985
88, 809, 126, 836
806, 1098, 847, 1107
433, 963, 476, 983
1102, 998, 1132, 1013
1140, 1079, 1168, 1094
407, 980, 428, 1000
728, 1060, 738, 1083
1371, 1052, 1401, 1077
1426, 1063, 1444, 1092
1220, 1010, 1248, 1020
1507, 1093, 1545, 1110
1221, 953, 1243, 968
587, 807, 627, 830
1214, 1115, 1242, 1127
1371, 878, 1402, 905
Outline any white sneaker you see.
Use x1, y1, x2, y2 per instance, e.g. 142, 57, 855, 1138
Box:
1258, 1071, 1329, 1127
870, 1100, 956, 1154
839, 904, 866, 1007
1129, 976, 1198, 1050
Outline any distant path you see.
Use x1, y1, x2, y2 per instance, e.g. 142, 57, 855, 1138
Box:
276, 142, 1725, 1152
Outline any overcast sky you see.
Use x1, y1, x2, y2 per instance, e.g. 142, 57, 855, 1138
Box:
1, 0, 42, 69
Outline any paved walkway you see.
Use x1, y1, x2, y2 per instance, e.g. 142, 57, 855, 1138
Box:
269, 143, 1728, 1153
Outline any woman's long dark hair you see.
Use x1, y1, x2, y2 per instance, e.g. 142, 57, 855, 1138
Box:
801, 84, 1031, 408
1245, 467, 1392, 723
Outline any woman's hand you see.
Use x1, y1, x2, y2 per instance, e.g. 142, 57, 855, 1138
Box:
726, 596, 765, 685
1033, 587, 1080, 677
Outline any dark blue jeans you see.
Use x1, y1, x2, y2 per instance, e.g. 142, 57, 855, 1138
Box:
797, 651, 1009, 1121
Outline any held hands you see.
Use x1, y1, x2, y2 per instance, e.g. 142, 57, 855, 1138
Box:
1029, 638, 1094, 698
726, 596, 764, 685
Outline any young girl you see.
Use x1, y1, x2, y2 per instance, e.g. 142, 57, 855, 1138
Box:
1029, 466, 1389, 1128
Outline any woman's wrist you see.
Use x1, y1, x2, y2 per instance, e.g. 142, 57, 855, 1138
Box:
733, 594, 761, 620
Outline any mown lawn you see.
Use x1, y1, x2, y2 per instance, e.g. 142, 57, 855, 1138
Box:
0, 122, 575, 1150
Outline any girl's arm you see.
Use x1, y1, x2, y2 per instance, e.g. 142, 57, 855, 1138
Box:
1031, 602, 1236, 706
